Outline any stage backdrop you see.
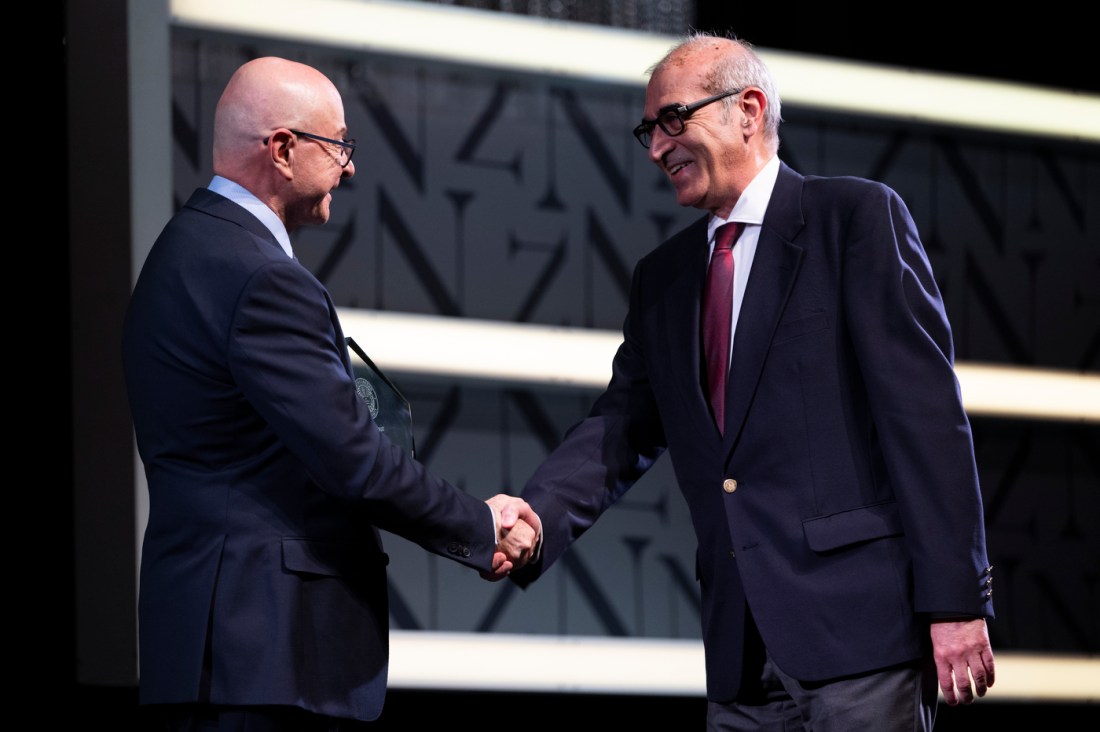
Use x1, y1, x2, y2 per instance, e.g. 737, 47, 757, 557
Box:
166, 28, 1099, 655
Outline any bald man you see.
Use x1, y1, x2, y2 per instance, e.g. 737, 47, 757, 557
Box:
509, 33, 994, 730
123, 57, 540, 730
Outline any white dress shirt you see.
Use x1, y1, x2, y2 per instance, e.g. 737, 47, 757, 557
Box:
705, 154, 781, 361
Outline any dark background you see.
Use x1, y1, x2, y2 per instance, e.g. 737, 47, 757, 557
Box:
699, 3, 1098, 95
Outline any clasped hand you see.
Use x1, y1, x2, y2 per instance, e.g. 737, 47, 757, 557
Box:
482, 494, 542, 581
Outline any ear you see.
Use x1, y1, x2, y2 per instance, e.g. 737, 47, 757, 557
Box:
738, 88, 767, 135
266, 128, 296, 181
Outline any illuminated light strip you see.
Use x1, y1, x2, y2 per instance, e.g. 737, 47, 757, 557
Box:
954, 363, 1100, 423
389, 631, 1100, 702
339, 309, 1100, 423
389, 632, 705, 695
341, 309, 615, 389
170, 0, 1100, 142
759, 52, 1100, 143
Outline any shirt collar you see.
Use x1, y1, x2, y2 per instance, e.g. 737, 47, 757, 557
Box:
708, 155, 781, 239
207, 175, 295, 259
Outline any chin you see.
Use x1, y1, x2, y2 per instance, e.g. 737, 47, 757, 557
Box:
675, 191, 704, 210
672, 183, 701, 208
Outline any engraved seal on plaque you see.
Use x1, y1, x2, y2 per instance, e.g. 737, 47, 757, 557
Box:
354, 377, 380, 420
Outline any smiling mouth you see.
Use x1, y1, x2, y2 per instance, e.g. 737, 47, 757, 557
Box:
667, 160, 690, 176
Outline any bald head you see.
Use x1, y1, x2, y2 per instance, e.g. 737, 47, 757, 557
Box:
211, 57, 354, 231
214, 57, 342, 167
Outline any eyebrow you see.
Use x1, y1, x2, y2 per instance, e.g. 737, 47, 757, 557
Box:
641, 102, 684, 124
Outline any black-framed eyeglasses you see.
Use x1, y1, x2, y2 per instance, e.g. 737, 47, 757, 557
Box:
632, 89, 743, 149
263, 129, 357, 167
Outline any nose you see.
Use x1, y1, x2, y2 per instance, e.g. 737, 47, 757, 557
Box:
648, 127, 672, 164
342, 158, 355, 178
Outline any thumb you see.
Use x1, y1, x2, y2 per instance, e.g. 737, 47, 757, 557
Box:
499, 503, 518, 530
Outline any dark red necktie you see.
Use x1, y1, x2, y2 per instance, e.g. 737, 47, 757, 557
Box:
702, 222, 743, 433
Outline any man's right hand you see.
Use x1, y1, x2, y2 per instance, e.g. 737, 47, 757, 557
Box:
482, 494, 542, 581
497, 518, 540, 567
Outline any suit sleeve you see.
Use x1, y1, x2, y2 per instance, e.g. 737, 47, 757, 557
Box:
227, 257, 497, 571
841, 184, 993, 618
513, 261, 667, 586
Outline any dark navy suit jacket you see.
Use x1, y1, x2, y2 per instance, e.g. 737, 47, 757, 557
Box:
123, 188, 496, 721
513, 162, 994, 702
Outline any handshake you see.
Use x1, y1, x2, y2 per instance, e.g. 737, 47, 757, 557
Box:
483, 495, 543, 581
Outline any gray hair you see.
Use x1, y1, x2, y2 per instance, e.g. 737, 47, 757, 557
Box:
650, 31, 783, 146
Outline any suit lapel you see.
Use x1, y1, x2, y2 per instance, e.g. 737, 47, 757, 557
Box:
723, 163, 806, 450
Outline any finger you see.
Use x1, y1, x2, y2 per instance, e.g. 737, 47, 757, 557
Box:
982, 649, 996, 690
955, 668, 975, 704
524, 506, 543, 535
499, 537, 530, 567
971, 648, 996, 697
482, 553, 512, 581
937, 662, 957, 706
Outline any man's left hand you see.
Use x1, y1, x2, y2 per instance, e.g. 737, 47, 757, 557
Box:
930, 617, 996, 705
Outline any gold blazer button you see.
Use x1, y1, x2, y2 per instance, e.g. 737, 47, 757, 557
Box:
723, 478, 738, 493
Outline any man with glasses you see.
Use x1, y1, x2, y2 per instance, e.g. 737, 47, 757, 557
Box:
124, 56, 540, 730
506, 32, 994, 730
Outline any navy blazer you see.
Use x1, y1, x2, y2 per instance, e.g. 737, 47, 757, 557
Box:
123, 188, 497, 721
513, 162, 994, 702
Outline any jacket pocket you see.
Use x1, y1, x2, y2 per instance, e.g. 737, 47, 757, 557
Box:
802, 501, 903, 552
772, 311, 829, 345
282, 537, 390, 577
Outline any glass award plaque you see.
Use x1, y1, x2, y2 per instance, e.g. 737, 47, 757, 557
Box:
346, 337, 416, 458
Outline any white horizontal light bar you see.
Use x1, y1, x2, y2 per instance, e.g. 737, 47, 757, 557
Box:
342, 309, 614, 389
761, 51, 1100, 143
389, 631, 704, 695
171, 0, 1100, 142
389, 631, 1100, 702
955, 362, 1100, 423
176, 0, 669, 88
339, 309, 1100, 423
